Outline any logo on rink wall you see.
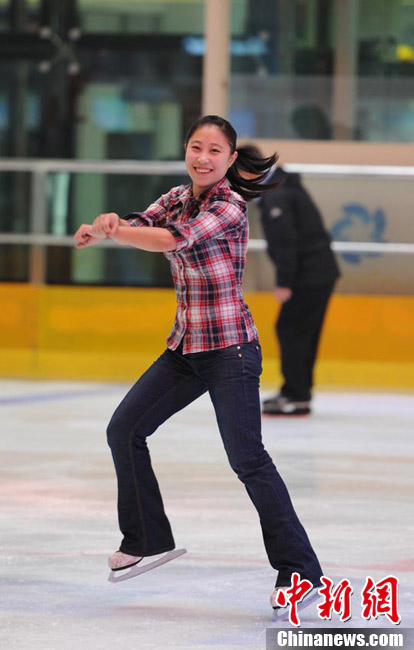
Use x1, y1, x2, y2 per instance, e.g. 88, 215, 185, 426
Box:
331, 203, 387, 264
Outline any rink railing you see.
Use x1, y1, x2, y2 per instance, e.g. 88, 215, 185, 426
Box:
0, 158, 414, 284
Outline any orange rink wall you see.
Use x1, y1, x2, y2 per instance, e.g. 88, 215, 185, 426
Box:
0, 283, 413, 390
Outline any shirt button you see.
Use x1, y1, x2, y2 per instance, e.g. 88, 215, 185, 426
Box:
238, 353, 242, 358
237, 345, 241, 350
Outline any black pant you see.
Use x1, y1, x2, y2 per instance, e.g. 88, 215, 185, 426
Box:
107, 341, 323, 587
276, 283, 335, 402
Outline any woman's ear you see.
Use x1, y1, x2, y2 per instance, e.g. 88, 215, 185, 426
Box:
228, 150, 238, 168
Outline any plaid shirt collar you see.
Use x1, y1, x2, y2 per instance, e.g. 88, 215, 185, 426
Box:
170, 176, 231, 207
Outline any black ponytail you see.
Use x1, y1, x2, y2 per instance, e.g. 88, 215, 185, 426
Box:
185, 115, 280, 201
228, 144, 279, 201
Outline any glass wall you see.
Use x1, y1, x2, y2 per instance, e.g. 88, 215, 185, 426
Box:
46, 169, 187, 287
0, 0, 203, 162
0, 0, 203, 284
0, 0, 413, 291
78, 0, 204, 35
229, 0, 414, 141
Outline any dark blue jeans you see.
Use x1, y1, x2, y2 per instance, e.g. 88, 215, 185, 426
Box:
107, 340, 323, 587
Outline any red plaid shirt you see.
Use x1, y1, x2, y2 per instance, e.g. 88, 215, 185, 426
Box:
125, 177, 259, 353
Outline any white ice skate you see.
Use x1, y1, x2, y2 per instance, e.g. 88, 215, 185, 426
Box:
108, 548, 187, 583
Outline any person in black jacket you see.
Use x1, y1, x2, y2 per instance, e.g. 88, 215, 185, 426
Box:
242, 154, 340, 416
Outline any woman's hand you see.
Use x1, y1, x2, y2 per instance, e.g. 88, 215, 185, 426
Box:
73, 223, 104, 249
73, 213, 121, 249
274, 286, 293, 304
92, 212, 120, 238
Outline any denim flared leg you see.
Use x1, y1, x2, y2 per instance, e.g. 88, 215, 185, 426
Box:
198, 341, 323, 587
107, 348, 206, 556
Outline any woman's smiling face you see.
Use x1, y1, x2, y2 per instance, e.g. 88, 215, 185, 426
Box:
185, 125, 238, 196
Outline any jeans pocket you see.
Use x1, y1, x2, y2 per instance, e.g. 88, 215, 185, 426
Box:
242, 341, 262, 376
215, 344, 244, 360
255, 342, 263, 364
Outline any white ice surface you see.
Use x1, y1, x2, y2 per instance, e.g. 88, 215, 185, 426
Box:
0, 381, 413, 649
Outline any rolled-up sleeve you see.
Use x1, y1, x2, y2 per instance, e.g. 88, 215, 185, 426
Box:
166, 199, 245, 251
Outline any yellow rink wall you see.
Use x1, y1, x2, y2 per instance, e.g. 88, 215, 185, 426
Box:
0, 283, 413, 389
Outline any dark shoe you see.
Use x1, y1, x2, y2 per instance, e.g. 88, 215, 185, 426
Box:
262, 395, 311, 416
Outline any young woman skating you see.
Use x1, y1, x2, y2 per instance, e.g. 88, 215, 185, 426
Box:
74, 115, 323, 611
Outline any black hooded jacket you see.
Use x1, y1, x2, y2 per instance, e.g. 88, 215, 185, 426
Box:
259, 167, 341, 288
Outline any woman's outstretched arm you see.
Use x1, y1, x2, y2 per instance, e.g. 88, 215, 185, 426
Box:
111, 225, 176, 252
74, 212, 176, 252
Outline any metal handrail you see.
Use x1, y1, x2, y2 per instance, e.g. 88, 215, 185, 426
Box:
1, 158, 414, 177
0, 232, 413, 255
0, 159, 187, 175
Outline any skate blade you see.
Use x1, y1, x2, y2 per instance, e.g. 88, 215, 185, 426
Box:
262, 412, 310, 418
108, 548, 187, 583
273, 588, 320, 622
